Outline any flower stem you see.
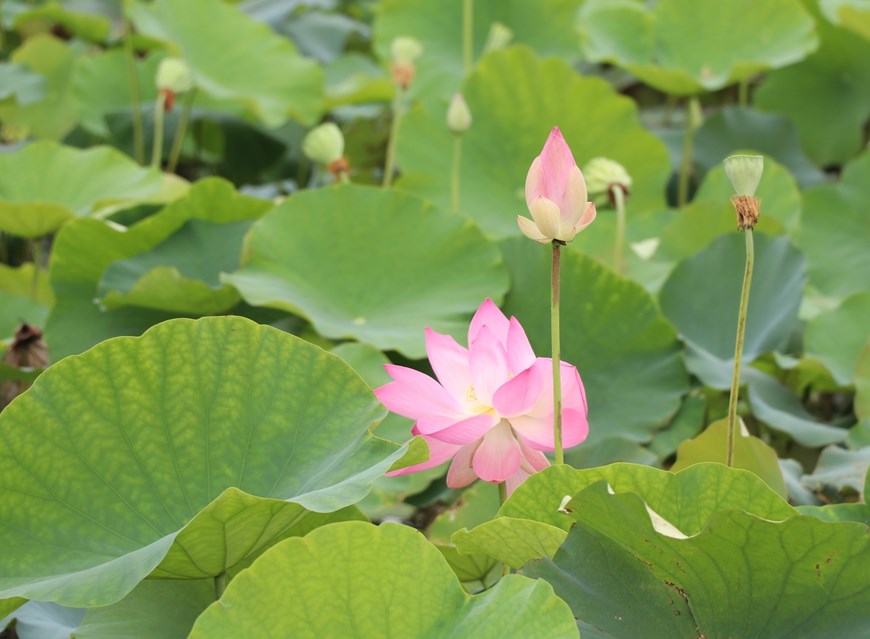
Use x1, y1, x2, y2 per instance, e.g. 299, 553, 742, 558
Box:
214, 571, 226, 600
726, 229, 754, 467
30, 237, 41, 298
167, 89, 196, 174
551, 241, 563, 465
463, 0, 473, 75
151, 92, 166, 169
738, 79, 749, 107
123, 20, 144, 165
451, 135, 462, 212
613, 186, 626, 275
677, 96, 699, 207
383, 89, 404, 188
498, 480, 509, 576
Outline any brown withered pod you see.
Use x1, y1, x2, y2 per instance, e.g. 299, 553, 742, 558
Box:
1, 323, 49, 409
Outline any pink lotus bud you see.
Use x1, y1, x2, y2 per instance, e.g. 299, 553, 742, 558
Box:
517, 126, 596, 244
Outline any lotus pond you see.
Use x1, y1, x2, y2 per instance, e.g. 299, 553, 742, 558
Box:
0, 0, 868, 637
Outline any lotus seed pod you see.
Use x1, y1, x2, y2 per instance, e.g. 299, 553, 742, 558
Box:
302, 123, 345, 166
724, 154, 763, 196
156, 58, 193, 94
390, 36, 423, 65
483, 22, 514, 52
446, 93, 472, 134
583, 157, 632, 205
724, 155, 763, 229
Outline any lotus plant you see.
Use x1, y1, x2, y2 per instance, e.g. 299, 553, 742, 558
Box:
375, 299, 588, 497
517, 127, 596, 464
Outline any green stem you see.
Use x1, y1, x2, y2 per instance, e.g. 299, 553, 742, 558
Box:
30, 237, 41, 297
677, 96, 699, 207
339, 171, 351, 185
462, 0, 473, 75
214, 571, 226, 600
451, 135, 462, 212
726, 229, 754, 467
151, 92, 166, 169
613, 187, 626, 274
551, 241, 563, 465
498, 481, 509, 576
167, 88, 196, 174
123, 20, 144, 165
383, 89, 404, 188
738, 79, 749, 107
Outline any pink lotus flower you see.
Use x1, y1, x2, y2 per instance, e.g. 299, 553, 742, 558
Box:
517, 126, 597, 244
374, 299, 589, 495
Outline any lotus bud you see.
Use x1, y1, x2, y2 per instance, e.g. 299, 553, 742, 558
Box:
517, 126, 597, 244
583, 157, 632, 207
302, 123, 349, 178
446, 93, 472, 135
483, 22, 514, 52
390, 36, 423, 90
724, 154, 763, 230
156, 58, 192, 111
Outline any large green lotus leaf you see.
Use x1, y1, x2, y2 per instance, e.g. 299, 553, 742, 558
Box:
0, 141, 171, 238
856, 342, 870, 420
396, 47, 670, 239
0, 35, 80, 140
75, 579, 214, 639
797, 151, 870, 305
659, 233, 805, 388
73, 49, 161, 137
804, 292, 870, 386
693, 107, 828, 188
12, 1, 111, 42
799, 470, 869, 524
373, 0, 583, 101
525, 479, 870, 639
453, 462, 796, 567
0, 264, 53, 339
501, 237, 688, 444
188, 522, 579, 639
656, 156, 798, 264
224, 184, 509, 358
0, 62, 45, 104
670, 418, 788, 497
755, 1, 870, 166
577, 0, 817, 95
0, 600, 84, 639
747, 370, 848, 447
821, 0, 870, 39
98, 218, 257, 315
323, 53, 394, 109
128, 0, 323, 126
647, 393, 707, 460
45, 178, 265, 358
504, 463, 796, 530
0, 316, 409, 606
802, 445, 870, 495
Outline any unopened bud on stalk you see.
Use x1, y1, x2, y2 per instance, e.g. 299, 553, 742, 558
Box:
583, 157, 632, 207
390, 36, 423, 90
302, 123, 349, 178
724, 154, 763, 230
446, 93, 471, 135
156, 58, 193, 111
483, 22, 513, 52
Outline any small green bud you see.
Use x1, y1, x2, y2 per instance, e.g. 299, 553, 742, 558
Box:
391, 36, 423, 65
446, 93, 472, 134
302, 123, 345, 166
723, 154, 763, 196
483, 22, 513, 52
156, 58, 193, 94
